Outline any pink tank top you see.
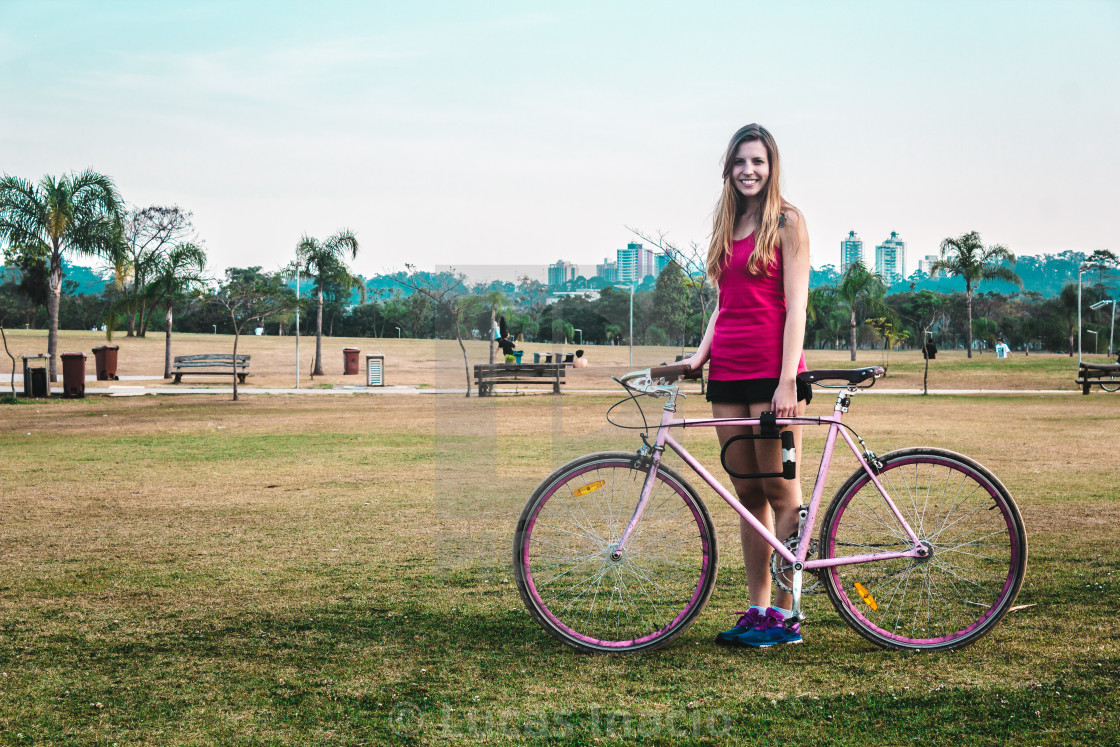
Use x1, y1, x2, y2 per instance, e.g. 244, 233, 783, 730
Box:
708, 234, 807, 381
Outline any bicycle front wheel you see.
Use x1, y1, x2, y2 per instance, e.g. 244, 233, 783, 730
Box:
514, 452, 717, 653
1100, 376, 1120, 392
820, 448, 1027, 651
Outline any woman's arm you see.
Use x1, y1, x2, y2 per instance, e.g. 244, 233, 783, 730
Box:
681, 292, 719, 372
773, 209, 811, 416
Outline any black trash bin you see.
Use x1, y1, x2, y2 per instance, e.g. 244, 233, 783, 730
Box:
60, 352, 86, 398
21, 354, 50, 398
92, 345, 120, 380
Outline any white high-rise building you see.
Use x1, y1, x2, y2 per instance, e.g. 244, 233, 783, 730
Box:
617, 242, 655, 284
840, 231, 863, 274
875, 232, 906, 284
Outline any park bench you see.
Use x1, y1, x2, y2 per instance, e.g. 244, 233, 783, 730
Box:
474, 363, 565, 396
1075, 361, 1120, 394
172, 354, 251, 383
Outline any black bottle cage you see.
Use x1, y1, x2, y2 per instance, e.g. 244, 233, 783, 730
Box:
719, 411, 797, 480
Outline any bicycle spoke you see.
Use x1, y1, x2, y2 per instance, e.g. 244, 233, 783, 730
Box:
822, 451, 1023, 650
516, 458, 715, 651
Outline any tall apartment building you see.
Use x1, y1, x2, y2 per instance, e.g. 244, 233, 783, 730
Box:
617, 242, 655, 284
547, 259, 578, 288
840, 231, 864, 274
655, 249, 674, 276
596, 258, 619, 284
874, 232, 905, 284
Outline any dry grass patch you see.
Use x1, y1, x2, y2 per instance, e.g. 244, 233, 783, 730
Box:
0, 392, 1116, 744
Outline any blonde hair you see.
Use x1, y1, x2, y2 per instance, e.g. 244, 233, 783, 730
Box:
706, 124, 792, 284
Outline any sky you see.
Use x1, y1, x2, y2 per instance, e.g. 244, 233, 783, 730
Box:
2, 0, 1118, 283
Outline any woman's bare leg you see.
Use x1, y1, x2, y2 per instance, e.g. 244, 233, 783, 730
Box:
714, 399, 805, 611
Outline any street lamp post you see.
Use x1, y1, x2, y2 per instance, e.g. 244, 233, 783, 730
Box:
1078, 265, 1088, 364
294, 261, 301, 390
396, 326, 402, 339
629, 282, 634, 366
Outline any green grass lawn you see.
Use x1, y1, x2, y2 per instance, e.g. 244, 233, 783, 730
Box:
0, 392, 1117, 745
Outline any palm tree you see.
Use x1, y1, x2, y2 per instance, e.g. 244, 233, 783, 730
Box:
296, 230, 360, 376
145, 243, 208, 378
0, 170, 123, 380
482, 289, 509, 363
837, 261, 886, 361
931, 231, 1021, 358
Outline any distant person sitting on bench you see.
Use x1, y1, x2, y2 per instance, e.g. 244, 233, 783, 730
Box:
573, 349, 589, 368
497, 333, 517, 363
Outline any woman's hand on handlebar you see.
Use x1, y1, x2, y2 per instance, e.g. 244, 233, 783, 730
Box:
679, 353, 706, 375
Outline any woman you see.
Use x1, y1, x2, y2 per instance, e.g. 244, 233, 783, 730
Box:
682, 124, 811, 648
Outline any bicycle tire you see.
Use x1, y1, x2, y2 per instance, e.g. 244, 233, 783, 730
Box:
514, 452, 717, 653
819, 448, 1026, 652
1100, 376, 1120, 392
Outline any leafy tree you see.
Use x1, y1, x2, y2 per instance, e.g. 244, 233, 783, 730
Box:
0, 170, 123, 380
481, 290, 509, 363
145, 243, 208, 378
296, 230, 360, 376
652, 260, 690, 349
837, 261, 886, 361
930, 231, 1021, 358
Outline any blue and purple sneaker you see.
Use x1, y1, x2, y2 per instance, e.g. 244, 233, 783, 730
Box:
733, 607, 802, 647
715, 608, 765, 645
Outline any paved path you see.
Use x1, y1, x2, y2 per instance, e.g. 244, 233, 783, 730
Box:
51, 384, 1081, 397
4, 373, 1082, 397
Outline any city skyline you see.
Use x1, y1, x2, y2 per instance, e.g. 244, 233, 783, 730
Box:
2, 1, 1117, 279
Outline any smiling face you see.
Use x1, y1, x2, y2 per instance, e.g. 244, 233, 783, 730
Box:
730, 139, 770, 199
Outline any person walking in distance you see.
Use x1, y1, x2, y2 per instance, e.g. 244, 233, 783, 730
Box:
682, 124, 812, 647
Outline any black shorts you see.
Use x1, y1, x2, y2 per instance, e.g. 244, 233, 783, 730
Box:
706, 377, 812, 406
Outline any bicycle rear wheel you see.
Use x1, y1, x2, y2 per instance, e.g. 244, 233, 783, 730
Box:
1100, 376, 1120, 392
514, 452, 717, 653
820, 448, 1026, 651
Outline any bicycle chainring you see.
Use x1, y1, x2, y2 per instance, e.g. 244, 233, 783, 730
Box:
770, 535, 823, 595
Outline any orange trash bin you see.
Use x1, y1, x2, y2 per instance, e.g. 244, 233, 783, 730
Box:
91, 345, 119, 380
60, 352, 87, 398
343, 347, 360, 375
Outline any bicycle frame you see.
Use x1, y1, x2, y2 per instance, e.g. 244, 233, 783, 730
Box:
613, 386, 928, 618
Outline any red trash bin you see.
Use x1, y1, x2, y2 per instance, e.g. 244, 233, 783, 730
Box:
343, 347, 361, 375
91, 345, 120, 380
60, 352, 87, 398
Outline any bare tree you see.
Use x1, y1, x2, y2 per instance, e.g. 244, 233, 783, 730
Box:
115, 206, 196, 337
629, 227, 713, 391
1, 317, 16, 399
213, 269, 298, 401
395, 266, 479, 397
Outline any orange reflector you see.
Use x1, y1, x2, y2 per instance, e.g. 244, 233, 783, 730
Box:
854, 582, 879, 611
573, 480, 605, 497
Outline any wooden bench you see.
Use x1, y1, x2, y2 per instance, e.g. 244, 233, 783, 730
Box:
474, 363, 565, 396
172, 354, 251, 383
1075, 362, 1120, 394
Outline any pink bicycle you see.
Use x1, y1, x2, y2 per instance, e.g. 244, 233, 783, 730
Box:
514, 364, 1027, 653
